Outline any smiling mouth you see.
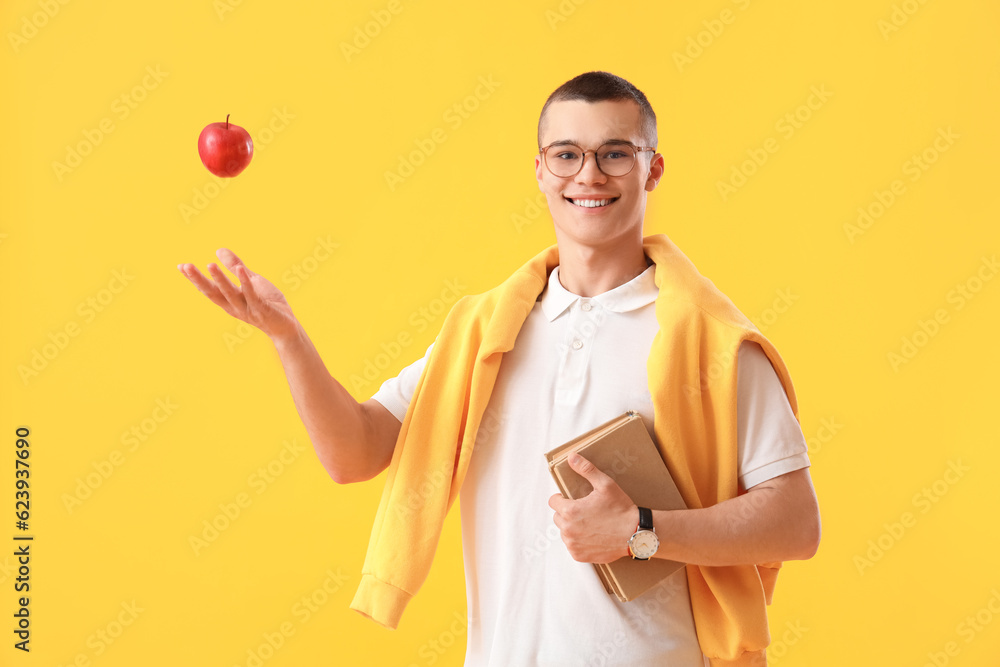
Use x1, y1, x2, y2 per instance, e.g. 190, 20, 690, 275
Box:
566, 197, 619, 208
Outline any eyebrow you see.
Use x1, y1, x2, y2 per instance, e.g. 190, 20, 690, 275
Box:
547, 138, 634, 147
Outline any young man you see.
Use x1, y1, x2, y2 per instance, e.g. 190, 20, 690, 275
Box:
179, 71, 820, 666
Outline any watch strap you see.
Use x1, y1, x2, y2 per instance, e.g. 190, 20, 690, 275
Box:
637, 506, 653, 531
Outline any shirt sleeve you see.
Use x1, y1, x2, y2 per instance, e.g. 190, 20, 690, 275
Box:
737, 340, 811, 491
369, 342, 435, 423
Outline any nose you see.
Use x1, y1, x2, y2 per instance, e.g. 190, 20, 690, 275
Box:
574, 150, 607, 186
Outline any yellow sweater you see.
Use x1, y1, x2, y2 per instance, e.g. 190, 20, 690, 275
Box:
350, 234, 801, 666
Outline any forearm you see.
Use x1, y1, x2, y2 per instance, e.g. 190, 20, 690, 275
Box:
270, 321, 387, 484
650, 475, 820, 567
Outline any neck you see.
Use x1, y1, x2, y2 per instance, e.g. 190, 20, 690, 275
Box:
554, 233, 650, 297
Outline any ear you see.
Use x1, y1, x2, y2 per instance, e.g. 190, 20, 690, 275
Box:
645, 152, 665, 193
535, 154, 545, 190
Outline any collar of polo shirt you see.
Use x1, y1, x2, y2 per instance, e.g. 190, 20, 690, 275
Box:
540, 263, 658, 322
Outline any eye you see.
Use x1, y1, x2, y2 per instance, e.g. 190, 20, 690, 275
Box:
554, 150, 580, 160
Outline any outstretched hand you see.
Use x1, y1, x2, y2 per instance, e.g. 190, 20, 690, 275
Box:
178, 248, 297, 340
548, 452, 639, 564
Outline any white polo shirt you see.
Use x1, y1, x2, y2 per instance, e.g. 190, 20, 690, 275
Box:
372, 264, 811, 666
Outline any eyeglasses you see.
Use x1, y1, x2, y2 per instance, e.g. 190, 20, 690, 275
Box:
539, 142, 656, 178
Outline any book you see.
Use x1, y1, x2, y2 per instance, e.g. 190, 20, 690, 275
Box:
544, 411, 688, 602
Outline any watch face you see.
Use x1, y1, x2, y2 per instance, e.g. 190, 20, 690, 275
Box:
629, 530, 659, 559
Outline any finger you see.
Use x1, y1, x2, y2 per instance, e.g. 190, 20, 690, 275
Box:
207, 262, 246, 310
549, 493, 574, 516
568, 453, 613, 490
548, 493, 562, 512
234, 264, 264, 309
217, 248, 252, 278
180, 262, 219, 290
235, 264, 255, 295
217, 250, 261, 302
179, 263, 235, 311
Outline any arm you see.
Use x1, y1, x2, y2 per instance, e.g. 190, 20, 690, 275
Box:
548, 453, 820, 566
648, 467, 820, 566
178, 248, 400, 484
270, 323, 401, 484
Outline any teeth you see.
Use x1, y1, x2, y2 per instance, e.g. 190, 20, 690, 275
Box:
570, 198, 613, 208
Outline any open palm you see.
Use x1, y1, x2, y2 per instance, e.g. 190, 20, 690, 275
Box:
178, 248, 297, 340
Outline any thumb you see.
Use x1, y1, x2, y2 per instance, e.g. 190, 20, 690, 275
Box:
568, 452, 611, 489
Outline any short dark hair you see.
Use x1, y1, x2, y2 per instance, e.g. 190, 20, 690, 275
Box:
537, 71, 658, 150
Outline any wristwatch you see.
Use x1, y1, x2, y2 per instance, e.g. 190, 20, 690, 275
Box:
627, 506, 659, 560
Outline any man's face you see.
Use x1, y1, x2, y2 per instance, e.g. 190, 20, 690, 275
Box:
535, 99, 664, 251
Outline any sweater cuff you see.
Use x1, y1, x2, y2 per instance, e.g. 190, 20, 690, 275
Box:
349, 573, 414, 630
708, 649, 767, 667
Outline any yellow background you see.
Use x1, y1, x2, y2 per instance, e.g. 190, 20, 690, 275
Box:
2, 0, 999, 665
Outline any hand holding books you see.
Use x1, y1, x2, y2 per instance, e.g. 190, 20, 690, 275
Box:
547, 451, 643, 564
545, 411, 687, 602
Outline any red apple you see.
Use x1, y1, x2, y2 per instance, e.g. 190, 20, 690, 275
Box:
198, 114, 253, 177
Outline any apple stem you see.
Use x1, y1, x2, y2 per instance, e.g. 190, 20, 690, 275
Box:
226, 113, 230, 129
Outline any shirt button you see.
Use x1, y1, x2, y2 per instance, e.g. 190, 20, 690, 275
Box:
572, 339, 583, 350
581, 300, 593, 312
